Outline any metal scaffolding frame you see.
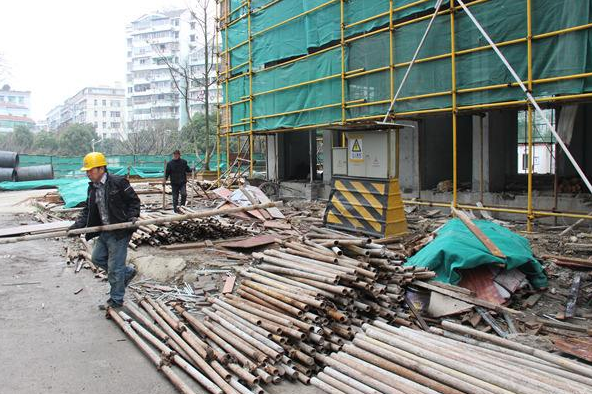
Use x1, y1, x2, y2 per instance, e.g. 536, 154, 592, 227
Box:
216, 0, 592, 228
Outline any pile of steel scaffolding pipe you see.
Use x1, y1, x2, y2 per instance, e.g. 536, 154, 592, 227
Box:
308, 320, 592, 394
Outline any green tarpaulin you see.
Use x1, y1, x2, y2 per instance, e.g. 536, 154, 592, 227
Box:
405, 218, 548, 289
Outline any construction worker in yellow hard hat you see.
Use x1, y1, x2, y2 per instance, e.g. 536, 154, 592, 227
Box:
69, 152, 141, 310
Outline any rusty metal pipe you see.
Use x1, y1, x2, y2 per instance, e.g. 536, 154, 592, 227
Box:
343, 343, 464, 394
214, 308, 280, 349
240, 280, 309, 311
323, 367, 381, 394
353, 336, 492, 394
176, 305, 258, 370
401, 326, 588, 394
237, 286, 304, 318
442, 320, 592, 379
333, 353, 432, 394
210, 298, 265, 328
139, 301, 239, 394
311, 377, 349, 394
365, 326, 541, 394
123, 303, 191, 361
317, 372, 366, 394
255, 368, 272, 384
256, 251, 349, 278
286, 276, 349, 295
247, 268, 333, 298
229, 377, 255, 394
226, 293, 314, 333
203, 319, 272, 364
222, 294, 294, 327
227, 363, 260, 386
107, 308, 200, 394
203, 309, 284, 359
243, 269, 323, 296
315, 354, 404, 394
264, 249, 357, 275
258, 263, 340, 284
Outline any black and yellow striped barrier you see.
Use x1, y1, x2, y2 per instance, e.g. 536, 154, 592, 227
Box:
323, 176, 408, 237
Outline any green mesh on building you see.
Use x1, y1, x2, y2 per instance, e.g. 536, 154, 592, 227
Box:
222, 0, 592, 133
17, 154, 232, 178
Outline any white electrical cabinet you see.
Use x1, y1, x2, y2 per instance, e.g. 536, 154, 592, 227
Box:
345, 131, 393, 179
332, 147, 348, 175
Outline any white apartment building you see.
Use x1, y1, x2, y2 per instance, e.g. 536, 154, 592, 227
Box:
126, 9, 219, 130
0, 85, 34, 133
46, 86, 126, 139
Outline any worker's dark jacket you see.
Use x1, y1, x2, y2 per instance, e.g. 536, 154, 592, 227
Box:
165, 158, 191, 185
71, 174, 141, 240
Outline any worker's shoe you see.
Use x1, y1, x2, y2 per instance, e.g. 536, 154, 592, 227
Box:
98, 298, 123, 310
124, 267, 137, 287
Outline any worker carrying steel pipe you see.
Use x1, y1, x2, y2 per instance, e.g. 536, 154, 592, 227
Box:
165, 149, 192, 213
68, 152, 141, 310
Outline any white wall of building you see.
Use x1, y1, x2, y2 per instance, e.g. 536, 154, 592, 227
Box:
0, 86, 34, 133
45, 86, 126, 139
126, 9, 220, 130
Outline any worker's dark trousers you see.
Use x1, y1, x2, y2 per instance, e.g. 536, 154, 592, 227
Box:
91, 232, 134, 305
171, 182, 187, 211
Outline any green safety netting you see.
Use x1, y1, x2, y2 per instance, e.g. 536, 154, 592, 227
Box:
223, 0, 592, 133
17, 154, 232, 178
405, 218, 548, 289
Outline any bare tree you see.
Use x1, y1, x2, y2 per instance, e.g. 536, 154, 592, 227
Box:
152, 0, 217, 170
118, 120, 180, 155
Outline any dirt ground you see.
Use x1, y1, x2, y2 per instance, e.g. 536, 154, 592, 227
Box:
0, 190, 321, 394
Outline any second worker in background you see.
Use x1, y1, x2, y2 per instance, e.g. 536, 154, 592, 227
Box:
165, 149, 192, 213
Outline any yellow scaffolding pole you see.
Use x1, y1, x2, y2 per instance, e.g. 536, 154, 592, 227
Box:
450, 1, 458, 207
215, 0, 592, 225
216, 2, 222, 180
247, 0, 254, 177
224, 9, 231, 170
526, 0, 534, 232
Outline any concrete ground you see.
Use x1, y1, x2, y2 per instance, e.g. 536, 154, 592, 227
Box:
0, 190, 321, 394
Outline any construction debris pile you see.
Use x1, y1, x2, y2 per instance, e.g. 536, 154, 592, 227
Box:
102, 217, 592, 394
130, 213, 248, 248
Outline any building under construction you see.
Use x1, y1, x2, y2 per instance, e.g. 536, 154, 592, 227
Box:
217, 0, 592, 232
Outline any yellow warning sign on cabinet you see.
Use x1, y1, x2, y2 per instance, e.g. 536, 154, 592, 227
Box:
349, 136, 363, 162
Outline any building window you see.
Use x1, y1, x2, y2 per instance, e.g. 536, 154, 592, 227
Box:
111, 100, 120, 107
94, 111, 98, 117
190, 22, 196, 29
517, 109, 556, 174
190, 34, 195, 42
111, 122, 120, 129
102, 122, 107, 129
174, 31, 179, 38
101, 111, 106, 117
102, 99, 107, 106
111, 111, 121, 117
94, 99, 98, 105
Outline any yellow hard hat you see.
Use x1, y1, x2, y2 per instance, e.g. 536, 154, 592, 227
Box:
80, 152, 108, 171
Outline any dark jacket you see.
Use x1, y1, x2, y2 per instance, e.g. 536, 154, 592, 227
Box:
165, 158, 191, 185
71, 174, 141, 240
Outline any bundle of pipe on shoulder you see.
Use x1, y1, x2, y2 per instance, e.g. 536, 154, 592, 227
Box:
107, 225, 592, 394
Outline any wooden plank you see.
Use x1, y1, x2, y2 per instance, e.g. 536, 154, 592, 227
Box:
412, 280, 522, 315
451, 207, 506, 259
0, 221, 73, 237
263, 220, 292, 230
217, 234, 277, 249
222, 276, 236, 294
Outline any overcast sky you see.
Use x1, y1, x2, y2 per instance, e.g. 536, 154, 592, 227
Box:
0, 0, 191, 120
